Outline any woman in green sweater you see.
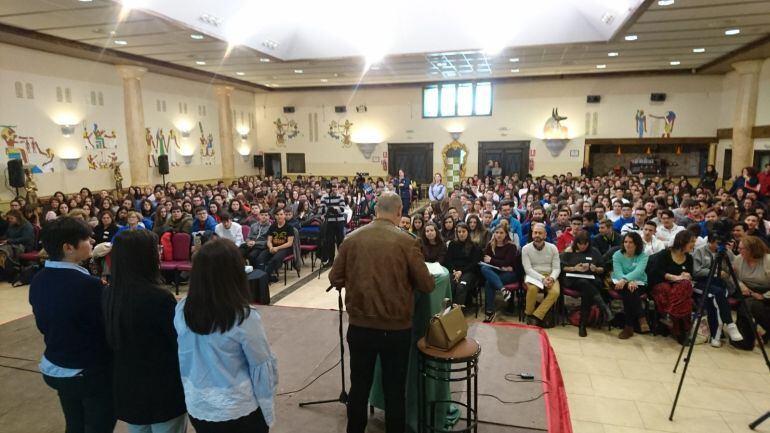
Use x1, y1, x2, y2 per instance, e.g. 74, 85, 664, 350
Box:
611, 232, 650, 339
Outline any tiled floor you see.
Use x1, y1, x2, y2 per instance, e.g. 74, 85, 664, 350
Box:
3, 265, 770, 433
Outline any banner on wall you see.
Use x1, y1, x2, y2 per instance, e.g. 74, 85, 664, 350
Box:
83, 122, 119, 170
0, 125, 55, 173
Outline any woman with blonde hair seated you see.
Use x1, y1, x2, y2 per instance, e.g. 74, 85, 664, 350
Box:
733, 235, 770, 347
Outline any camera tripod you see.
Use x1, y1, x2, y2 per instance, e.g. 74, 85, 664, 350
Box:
299, 285, 348, 408
669, 246, 770, 427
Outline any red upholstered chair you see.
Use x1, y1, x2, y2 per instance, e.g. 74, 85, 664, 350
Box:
607, 288, 656, 334
158, 232, 192, 295
241, 224, 251, 241
502, 282, 524, 321
279, 228, 302, 285
300, 244, 319, 271
19, 225, 42, 264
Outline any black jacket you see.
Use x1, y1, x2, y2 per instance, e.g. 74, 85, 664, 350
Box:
103, 286, 186, 424
443, 241, 481, 274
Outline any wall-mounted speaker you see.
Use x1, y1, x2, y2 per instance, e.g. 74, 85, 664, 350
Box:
253, 155, 264, 169
7, 159, 24, 188
587, 95, 601, 104
158, 155, 170, 175
334, 106, 346, 113
651, 93, 667, 102
283, 106, 295, 113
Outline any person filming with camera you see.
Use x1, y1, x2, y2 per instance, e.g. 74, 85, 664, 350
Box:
329, 191, 434, 433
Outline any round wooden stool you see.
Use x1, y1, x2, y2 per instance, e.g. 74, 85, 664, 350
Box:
417, 337, 481, 433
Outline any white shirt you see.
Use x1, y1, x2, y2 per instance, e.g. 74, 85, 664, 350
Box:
607, 211, 622, 222
215, 221, 244, 246
642, 236, 666, 255
656, 224, 685, 247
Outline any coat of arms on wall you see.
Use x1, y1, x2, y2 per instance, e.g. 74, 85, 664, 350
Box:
83, 122, 119, 170
328, 119, 353, 148
0, 125, 55, 173
274, 117, 299, 147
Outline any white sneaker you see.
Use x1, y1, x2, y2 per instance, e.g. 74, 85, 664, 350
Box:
710, 338, 722, 348
723, 323, 744, 341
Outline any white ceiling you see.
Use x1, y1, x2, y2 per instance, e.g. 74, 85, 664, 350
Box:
138, 0, 642, 61
0, 0, 769, 89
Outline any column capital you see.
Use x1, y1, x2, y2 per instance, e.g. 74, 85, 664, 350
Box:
732, 60, 763, 75
215, 85, 235, 96
115, 65, 148, 80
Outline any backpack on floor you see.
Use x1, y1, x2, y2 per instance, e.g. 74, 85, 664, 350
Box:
567, 305, 601, 327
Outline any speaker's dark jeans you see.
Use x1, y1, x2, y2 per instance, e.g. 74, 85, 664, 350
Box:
346, 325, 411, 433
43, 368, 116, 433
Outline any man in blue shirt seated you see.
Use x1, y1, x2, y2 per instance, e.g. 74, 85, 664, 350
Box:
612, 202, 635, 233
490, 200, 523, 244
191, 206, 217, 233
521, 206, 554, 246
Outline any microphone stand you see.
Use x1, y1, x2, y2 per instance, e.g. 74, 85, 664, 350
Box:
299, 285, 348, 408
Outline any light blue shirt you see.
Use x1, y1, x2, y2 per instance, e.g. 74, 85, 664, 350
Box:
174, 299, 278, 425
38, 260, 91, 378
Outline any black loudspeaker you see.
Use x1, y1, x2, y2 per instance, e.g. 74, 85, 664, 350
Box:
7, 159, 24, 188
334, 106, 346, 113
253, 155, 264, 169
651, 93, 667, 102
158, 155, 170, 175
283, 106, 295, 113
587, 95, 601, 103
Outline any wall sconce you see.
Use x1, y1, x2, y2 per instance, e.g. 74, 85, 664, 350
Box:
61, 157, 81, 170
60, 125, 76, 137
179, 150, 194, 165
180, 129, 191, 138
449, 131, 462, 141
355, 142, 379, 159
237, 147, 251, 162
236, 126, 250, 141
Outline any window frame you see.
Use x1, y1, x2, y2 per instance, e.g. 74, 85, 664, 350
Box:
422, 81, 493, 119
286, 153, 306, 174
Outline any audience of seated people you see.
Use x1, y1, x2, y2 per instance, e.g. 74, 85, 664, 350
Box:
5, 167, 770, 349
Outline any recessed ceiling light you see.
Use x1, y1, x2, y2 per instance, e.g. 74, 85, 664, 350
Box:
608, 52, 619, 57
236, 72, 245, 76
259, 58, 270, 63
596, 64, 607, 69
79, 0, 93, 3
190, 34, 204, 40
109, 30, 116, 36
437, 62, 446, 67
195, 60, 206, 65
294, 69, 303, 74
658, 0, 675, 6
320, 79, 329, 82
509, 57, 519, 63
624, 34, 638, 41
113, 40, 127, 45
725, 28, 740, 36
692, 48, 706, 53
670, 60, 681, 66
510, 69, 520, 73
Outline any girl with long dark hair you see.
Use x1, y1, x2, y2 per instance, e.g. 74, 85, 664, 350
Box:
175, 239, 277, 433
103, 230, 187, 432
443, 222, 481, 306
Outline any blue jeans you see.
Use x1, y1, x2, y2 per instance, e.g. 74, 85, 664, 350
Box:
481, 266, 517, 313
127, 414, 188, 433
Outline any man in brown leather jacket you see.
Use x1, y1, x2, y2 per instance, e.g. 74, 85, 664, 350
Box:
330, 191, 434, 433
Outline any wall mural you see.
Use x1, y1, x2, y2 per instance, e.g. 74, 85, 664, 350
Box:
328, 119, 353, 148
83, 122, 119, 170
0, 125, 55, 173
145, 127, 181, 168
198, 121, 215, 166
274, 117, 300, 147
635, 110, 676, 138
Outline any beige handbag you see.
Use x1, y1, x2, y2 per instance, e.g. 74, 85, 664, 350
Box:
425, 304, 468, 351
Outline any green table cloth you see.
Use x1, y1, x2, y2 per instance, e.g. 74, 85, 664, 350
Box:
368, 262, 457, 432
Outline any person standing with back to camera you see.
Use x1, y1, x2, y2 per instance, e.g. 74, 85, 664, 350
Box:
329, 191, 435, 433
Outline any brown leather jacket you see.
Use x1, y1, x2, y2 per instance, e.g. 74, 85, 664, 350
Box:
329, 219, 435, 330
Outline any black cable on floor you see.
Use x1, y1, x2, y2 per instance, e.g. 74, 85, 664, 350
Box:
451, 390, 548, 405
276, 360, 341, 396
